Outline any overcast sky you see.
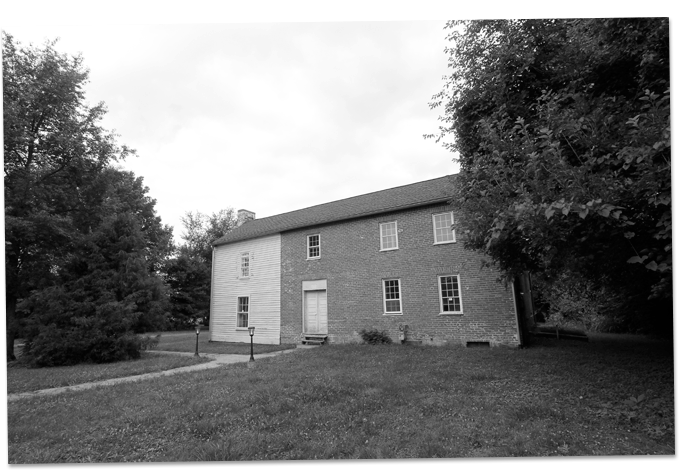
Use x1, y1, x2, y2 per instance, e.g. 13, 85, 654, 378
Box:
4, 19, 460, 242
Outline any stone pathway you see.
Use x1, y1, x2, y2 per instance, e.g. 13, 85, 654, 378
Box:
7, 347, 313, 402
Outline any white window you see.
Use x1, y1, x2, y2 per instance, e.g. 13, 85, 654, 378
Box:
438, 275, 463, 314
307, 234, 321, 259
240, 252, 250, 278
382, 279, 402, 314
379, 221, 399, 251
433, 212, 455, 244
237, 296, 249, 327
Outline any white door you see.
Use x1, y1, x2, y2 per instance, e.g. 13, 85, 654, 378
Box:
304, 290, 328, 334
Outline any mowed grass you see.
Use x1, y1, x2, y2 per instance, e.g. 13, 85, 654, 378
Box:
153, 330, 297, 355
7, 333, 674, 462
7, 352, 212, 394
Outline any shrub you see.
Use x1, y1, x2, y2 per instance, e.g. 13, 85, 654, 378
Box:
534, 272, 625, 332
23, 326, 142, 367
86, 334, 141, 363
20, 292, 145, 367
167, 315, 200, 331
359, 328, 393, 345
117, 334, 143, 359
139, 334, 161, 350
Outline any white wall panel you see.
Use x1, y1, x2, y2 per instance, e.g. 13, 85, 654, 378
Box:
210, 234, 281, 344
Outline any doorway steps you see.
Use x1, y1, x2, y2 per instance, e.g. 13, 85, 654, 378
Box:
302, 334, 328, 346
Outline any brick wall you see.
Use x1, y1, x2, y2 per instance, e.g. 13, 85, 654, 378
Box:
280, 204, 520, 347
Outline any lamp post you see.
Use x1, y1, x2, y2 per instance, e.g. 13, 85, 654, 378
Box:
248, 326, 255, 362
194, 323, 201, 357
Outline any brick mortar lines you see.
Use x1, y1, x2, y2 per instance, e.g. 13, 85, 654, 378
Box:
280, 205, 519, 347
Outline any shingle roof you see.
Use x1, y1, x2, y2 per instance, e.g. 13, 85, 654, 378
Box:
213, 174, 456, 246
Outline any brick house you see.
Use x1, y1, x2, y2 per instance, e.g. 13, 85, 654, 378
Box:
210, 175, 521, 347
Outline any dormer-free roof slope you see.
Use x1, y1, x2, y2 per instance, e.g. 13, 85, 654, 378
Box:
212, 174, 455, 246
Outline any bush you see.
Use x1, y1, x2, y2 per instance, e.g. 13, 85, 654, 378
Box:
534, 272, 624, 332
20, 294, 145, 367
359, 328, 393, 345
86, 334, 141, 363
166, 315, 200, 331
139, 334, 161, 350
23, 326, 142, 367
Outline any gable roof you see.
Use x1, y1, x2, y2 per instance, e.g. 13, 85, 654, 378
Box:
213, 174, 456, 246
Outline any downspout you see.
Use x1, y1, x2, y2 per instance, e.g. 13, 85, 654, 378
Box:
208, 246, 216, 341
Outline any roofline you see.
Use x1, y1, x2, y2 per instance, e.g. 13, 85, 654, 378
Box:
251, 175, 454, 221
212, 196, 451, 247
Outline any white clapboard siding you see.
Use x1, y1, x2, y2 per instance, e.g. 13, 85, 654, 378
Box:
210, 234, 281, 344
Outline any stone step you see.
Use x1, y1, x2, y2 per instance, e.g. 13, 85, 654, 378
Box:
302, 334, 327, 346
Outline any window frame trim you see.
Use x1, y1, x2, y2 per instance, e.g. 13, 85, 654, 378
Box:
432, 211, 456, 245
382, 278, 403, 315
239, 251, 251, 279
307, 233, 321, 260
438, 274, 463, 315
236, 295, 251, 329
379, 221, 399, 252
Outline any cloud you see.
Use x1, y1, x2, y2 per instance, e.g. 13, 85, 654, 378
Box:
5, 21, 459, 239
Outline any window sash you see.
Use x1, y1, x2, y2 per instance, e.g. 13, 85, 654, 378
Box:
380, 221, 398, 250
240, 252, 250, 277
439, 275, 462, 313
307, 234, 321, 259
433, 212, 455, 244
237, 296, 249, 327
382, 279, 402, 314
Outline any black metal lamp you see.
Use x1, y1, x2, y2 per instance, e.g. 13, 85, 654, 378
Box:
194, 323, 201, 357
248, 326, 255, 362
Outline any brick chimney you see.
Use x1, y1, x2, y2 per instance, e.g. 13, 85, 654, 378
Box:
236, 209, 256, 227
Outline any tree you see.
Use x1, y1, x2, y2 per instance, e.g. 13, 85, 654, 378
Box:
164, 250, 210, 329
3, 33, 139, 359
4, 34, 173, 362
181, 209, 237, 264
165, 209, 237, 328
428, 19, 670, 331
20, 169, 173, 366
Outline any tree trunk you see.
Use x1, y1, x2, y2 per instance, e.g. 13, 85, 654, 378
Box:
518, 272, 536, 328
6, 294, 17, 361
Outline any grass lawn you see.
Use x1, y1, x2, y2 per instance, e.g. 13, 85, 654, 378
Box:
7, 333, 674, 462
7, 352, 212, 394
152, 330, 297, 355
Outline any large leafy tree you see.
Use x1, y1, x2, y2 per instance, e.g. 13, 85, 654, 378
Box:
429, 19, 670, 329
4, 33, 130, 359
165, 210, 237, 328
180, 209, 237, 264
4, 33, 172, 362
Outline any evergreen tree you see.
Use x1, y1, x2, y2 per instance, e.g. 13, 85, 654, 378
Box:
20, 168, 173, 366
